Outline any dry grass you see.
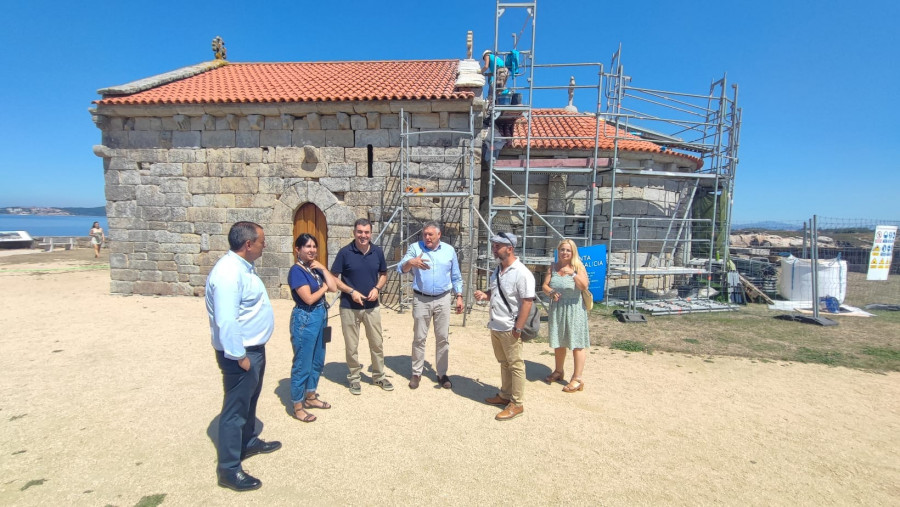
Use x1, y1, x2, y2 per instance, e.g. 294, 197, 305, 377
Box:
582, 300, 900, 372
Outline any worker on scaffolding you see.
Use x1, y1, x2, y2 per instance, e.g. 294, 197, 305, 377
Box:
481, 50, 509, 99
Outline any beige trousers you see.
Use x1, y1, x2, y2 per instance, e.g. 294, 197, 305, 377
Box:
491, 329, 525, 405
339, 307, 385, 383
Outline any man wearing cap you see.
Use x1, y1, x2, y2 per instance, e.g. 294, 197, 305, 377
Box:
398, 221, 464, 390
473, 231, 535, 421
206, 222, 281, 491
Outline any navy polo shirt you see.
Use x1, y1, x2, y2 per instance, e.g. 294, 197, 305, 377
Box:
330, 241, 387, 309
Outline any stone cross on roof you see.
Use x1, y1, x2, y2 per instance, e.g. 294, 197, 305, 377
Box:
212, 36, 227, 60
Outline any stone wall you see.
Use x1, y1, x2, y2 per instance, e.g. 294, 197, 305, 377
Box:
92, 99, 480, 298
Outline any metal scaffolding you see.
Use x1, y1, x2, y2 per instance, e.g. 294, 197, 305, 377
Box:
601, 46, 742, 312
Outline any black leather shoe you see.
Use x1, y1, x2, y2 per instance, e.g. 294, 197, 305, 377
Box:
217, 470, 262, 492
242, 439, 282, 460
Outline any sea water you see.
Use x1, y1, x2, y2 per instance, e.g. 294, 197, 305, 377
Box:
0, 215, 109, 237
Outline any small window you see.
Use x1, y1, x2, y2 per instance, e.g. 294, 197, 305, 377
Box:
367, 144, 374, 178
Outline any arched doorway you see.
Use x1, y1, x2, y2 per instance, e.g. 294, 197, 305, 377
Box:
293, 202, 328, 263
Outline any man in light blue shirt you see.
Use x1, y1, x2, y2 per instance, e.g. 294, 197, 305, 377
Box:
398, 221, 464, 390
206, 222, 280, 492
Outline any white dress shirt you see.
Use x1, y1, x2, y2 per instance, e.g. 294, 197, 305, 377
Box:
205, 250, 275, 360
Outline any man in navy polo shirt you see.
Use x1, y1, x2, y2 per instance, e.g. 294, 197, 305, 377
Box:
330, 219, 393, 395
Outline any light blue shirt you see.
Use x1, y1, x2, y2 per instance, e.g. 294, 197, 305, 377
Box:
398, 240, 463, 296
205, 250, 275, 360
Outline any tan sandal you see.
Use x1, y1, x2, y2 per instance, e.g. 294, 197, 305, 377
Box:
544, 370, 565, 384
303, 393, 332, 409
562, 378, 584, 393
293, 403, 317, 422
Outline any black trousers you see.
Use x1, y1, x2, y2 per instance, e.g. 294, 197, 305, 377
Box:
214, 346, 265, 474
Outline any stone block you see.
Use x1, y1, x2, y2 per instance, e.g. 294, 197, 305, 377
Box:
373, 147, 401, 162
292, 117, 309, 130
188, 177, 221, 194
230, 148, 263, 163
107, 200, 137, 218
259, 176, 285, 194
319, 115, 337, 130
201, 130, 235, 148
208, 162, 247, 177
168, 149, 205, 163
135, 186, 165, 206
371, 161, 391, 177
320, 177, 351, 192
380, 114, 399, 129
276, 147, 305, 165
246, 115, 265, 131
184, 162, 207, 177
293, 130, 325, 146
390, 101, 431, 113
220, 177, 258, 193
261, 130, 292, 147
418, 132, 452, 147
111, 268, 139, 281
128, 131, 161, 148
449, 113, 470, 130
167, 222, 193, 233
306, 113, 321, 130
214, 194, 235, 207
327, 163, 357, 177
355, 129, 390, 148
172, 131, 201, 148
164, 193, 192, 207
207, 148, 229, 163
106, 185, 136, 200
193, 222, 223, 235
225, 208, 273, 224
325, 130, 354, 147
235, 193, 276, 208
337, 112, 351, 130
236, 130, 260, 147
344, 148, 367, 163
308, 184, 339, 209
411, 113, 440, 129
149, 163, 183, 176
350, 178, 385, 192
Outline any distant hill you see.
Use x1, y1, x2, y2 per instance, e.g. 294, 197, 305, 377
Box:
0, 206, 106, 216
732, 221, 804, 231
59, 207, 107, 216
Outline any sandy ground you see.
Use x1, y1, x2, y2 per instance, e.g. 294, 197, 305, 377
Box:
0, 249, 898, 506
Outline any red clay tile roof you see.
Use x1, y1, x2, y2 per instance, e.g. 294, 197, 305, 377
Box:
97, 60, 474, 105
512, 109, 702, 166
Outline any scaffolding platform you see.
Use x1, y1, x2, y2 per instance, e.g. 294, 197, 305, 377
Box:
611, 297, 738, 316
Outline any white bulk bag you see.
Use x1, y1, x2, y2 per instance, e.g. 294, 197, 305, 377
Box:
777, 255, 847, 303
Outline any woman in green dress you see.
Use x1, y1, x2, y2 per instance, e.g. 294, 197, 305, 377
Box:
542, 239, 591, 392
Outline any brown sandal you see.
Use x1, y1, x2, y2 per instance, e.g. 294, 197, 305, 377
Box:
544, 370, 565, 384
303, 393, 332, 409
562, 378, 584, 393
293, 403, 317, 422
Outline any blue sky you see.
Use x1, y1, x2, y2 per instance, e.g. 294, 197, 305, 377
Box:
1, 0, 897, 222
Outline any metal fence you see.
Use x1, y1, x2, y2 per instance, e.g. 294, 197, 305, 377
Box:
731, 216, 900, 307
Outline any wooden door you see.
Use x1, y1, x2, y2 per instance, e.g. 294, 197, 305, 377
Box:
293, 203, 328, 263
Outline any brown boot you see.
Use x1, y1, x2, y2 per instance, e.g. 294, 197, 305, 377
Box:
495, 403, 524, 421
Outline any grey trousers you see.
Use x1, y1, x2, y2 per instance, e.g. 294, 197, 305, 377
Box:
411, 292, 450, 377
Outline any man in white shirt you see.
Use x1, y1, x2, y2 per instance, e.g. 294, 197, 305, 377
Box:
206, 222, 280, 491
474, 232, 535, 421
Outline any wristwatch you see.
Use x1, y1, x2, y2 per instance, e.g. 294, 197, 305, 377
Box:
514, 327, 523, 333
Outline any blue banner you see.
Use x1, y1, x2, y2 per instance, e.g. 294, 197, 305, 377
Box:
579, 244, 607, 302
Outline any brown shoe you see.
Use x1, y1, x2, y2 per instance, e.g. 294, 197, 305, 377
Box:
484, 394, 509, 406
495, 403, 524, 421
409, 375, 421, 389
